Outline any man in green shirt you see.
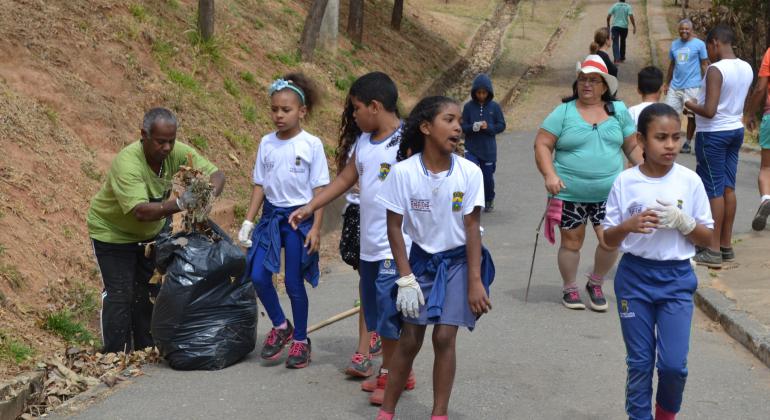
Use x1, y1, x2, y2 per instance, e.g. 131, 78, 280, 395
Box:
87, 108, 225, 353
607, 0, 637, 64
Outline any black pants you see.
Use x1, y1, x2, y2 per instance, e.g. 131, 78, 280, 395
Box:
611, 26, 629, 61
92, 238, 157, 353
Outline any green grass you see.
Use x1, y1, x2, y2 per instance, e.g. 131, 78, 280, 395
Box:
68, 283, 99, 319
81, 161, 103, 182
224, 78, 240, 97
128, 4, 147, 21
0, 334, 34, 364
44, 107, 58, 125
186, 30, 223, 63
0, 244, 5, 257
233, 203, 247, 221
267, 51, 300, 67
238, 42, 253, 54
43, 310, 95, 344
190, 134, 209, 150
167, 0, 180, 9
151, 39, 177, 68
240, 102, 257, 123
281, 6, 299, 17
253, 18, 265, 30
223, 129, 254, 151
323, 144, 338, 160
0, 264, 23, 290
167, 69, 200, 92
334, 74, 357, 91
239, 71, 257, 85
62, 225, 74, 240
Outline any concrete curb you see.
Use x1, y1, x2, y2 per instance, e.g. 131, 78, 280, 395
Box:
694, 278, 770, 369
0, 370, 44, 420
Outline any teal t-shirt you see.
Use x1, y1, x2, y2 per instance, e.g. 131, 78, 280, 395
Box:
540, 100, 636, 203
87, 141, 218, 243
608, 2, 633, 28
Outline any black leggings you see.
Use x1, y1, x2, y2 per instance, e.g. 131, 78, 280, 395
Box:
611, 26, 629, 61
92, 238, 157, 353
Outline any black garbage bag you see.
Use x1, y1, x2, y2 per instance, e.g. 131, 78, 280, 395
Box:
151, 221, 257, 370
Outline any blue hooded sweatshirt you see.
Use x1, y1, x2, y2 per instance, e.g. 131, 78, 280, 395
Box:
461, 74, 506, 162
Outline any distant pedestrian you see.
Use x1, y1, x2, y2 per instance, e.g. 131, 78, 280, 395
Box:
663, 19, 708, 154
606, 0, 636, 64
461, 74, 506, 212
603, 103, 714, 420
375, 96, 493, 420
590, 27, 618, 78
684, 24, 753, 268
744, 46, 770, 231
534, 55, 642, 311
237, 73, 329, 369
628, 66, 664, 126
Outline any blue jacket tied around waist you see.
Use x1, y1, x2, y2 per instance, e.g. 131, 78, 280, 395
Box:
461, 74, 506, 162
246, 201, 319, 287
409, 243, 495, 321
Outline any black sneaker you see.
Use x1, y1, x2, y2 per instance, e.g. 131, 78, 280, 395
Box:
751, 200, 770, 231
261, 320, 294, 360
562, 288, 585, 310
585, 282, 608, 312
286, 338, 311, 369
720, 247, 735, 262
693, 249, 722, 269
484, 200, 494, 213
680, 141, 692, 154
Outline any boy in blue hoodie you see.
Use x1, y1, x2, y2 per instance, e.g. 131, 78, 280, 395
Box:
462, 74, 507, 212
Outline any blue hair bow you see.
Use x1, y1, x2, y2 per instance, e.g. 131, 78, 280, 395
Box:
268, 79, 306, 105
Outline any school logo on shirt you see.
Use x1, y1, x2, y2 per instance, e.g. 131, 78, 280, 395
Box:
264, 161, 275, 171
378, 163, 391, 181
452, 191, 464, 212
677, 199, 683, 209
410, 198, 431, 212
619, 299, 636, 319
295, 156, 302, 166
380, 259, 396, 275
628, 203, 644, 216
289, 156, 306, 174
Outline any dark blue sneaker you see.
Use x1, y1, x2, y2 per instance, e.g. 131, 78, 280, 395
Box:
286, 339, 311, 369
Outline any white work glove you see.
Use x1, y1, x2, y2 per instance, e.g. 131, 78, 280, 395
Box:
238, 220, 255, 247
652, 199, 696, 235
472, 121, 482, 132
395, 273, 425, 319
175, 190, 196, 211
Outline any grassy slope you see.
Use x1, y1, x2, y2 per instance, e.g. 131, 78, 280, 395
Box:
0, 0, 492, 377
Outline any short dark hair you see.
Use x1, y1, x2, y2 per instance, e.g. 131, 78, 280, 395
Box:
706, 24, 735, 45
637, 66, 663, 95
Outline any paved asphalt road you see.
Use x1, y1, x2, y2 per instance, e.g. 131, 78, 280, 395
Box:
62, 134, 770, 419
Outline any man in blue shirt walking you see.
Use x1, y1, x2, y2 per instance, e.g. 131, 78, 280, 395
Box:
664, 19, 709, 153
607, 0, 637, 63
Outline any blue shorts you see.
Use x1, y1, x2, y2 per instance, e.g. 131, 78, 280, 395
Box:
404, 260, 479, 330
359, 259, 401, 340
695, 128, 743, 199
760, 114, 770, 150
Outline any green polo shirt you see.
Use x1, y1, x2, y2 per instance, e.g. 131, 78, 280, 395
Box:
608, 2, 633, 29
87, 141, 217, 243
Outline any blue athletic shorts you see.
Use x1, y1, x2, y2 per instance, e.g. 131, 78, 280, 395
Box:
359, 259, 401, 340
760, 114, 770, 150
694, 128, 743, 199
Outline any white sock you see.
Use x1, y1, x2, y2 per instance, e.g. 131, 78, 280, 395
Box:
276, 320, 288, 330
761, 195, 770, 203
294, 338, 308, 344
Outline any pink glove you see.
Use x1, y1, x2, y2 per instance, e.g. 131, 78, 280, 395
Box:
544, 198, 563, 245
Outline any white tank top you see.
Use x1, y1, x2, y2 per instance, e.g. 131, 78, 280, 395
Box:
695, 58, 753, 133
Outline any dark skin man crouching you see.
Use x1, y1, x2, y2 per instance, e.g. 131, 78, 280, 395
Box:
86, 108, 225, 353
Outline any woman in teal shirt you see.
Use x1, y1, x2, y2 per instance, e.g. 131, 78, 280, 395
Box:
534, 55, 642, 311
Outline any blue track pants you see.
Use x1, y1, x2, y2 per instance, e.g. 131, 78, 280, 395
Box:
614, 253, 697, 420
250, 219, 309, 341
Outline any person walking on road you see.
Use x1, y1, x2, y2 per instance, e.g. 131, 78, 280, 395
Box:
461, 74, 507, 213
606, 0, 636, 64
87, 107, 225, 353
603, 103, 714, 420
744, 46, 770, 231
591, 27, 618, 78
534, 55, 643, 311
663, 19, 709, 154
684, 25, 753, 268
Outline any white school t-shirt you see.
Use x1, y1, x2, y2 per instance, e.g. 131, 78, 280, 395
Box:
355, 129, 410, 261
376, 153, 485, 254
602, 163, 714, 261
627, 102, 655, 127
252, 130, 330, 207
694, 58, 753, 133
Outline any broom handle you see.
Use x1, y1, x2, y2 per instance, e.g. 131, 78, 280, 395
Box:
307, 307, 360, 333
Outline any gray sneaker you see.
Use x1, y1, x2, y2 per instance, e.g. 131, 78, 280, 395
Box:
693, 249, 722, 269
751, 200, 770, 231
720, 247, 735, 262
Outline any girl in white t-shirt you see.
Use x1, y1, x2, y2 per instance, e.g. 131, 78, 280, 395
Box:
236, 73, 329, 369
374, 96, 494, 420
602, 103, 714, 420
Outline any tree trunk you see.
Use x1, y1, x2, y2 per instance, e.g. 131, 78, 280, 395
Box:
299, 0, 330, 61
391, 0, 404, 31
197, 0, 215, 41
347, 0, 364, 45
318, 0, 339, 53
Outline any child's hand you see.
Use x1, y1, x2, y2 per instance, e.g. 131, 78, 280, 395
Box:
304, 228, 321, 254
623, 209, 659, 234
480, 121, 488, 130
288, 205, 313, 229
468, 281, 491, 317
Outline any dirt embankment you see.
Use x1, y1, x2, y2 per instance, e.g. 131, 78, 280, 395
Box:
0, 0, 487, 380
